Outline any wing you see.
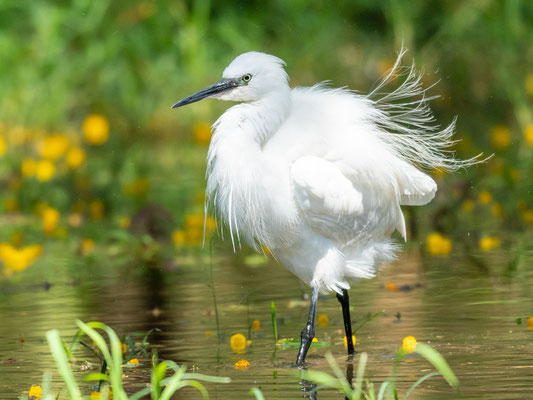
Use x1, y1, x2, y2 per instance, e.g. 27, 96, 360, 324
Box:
291, 156, 364, 217
291, 156, 372, 244
291, 153, 435, 244
394, 159, 437, 206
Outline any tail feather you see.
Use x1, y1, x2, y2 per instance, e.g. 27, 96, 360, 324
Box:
368, 47, 489, 172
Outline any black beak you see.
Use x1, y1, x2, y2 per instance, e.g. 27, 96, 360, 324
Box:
171, 78, 239, 109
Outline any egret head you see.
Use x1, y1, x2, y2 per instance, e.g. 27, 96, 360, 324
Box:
172, 52, 289, 108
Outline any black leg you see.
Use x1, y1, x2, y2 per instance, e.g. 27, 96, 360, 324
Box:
336, 289, 356, 355
296, 286, 319, 367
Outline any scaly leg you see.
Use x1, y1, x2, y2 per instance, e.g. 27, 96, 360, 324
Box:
296, 286, 319, 367
336, 289, 356, 355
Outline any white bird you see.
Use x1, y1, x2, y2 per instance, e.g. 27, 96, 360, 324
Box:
172, 49, 479, 367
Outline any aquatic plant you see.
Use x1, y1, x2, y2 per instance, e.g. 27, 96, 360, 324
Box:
44, 320, 230, 399
303, 342, 458, 400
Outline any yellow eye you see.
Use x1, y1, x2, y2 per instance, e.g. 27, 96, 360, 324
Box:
242, 74, 252, 82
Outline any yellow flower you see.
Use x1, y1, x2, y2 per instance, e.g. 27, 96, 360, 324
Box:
252, 319, 261, 330
119, 216, 131, 229
66, 147, 86, 169
40, 134, 69, 160
385, 282, 398, 291
21, 158, 37, 177
230, 333, 247, 352
478, 190, 492, 205
28, 385, 42, 399
205, 215, 216, 233
528, 317, 533, 330
234, 359, 250, 369
461, 199, 475, 212
83, 114, 109, 145
127, 358, 139, 365
0, 243, 43, 274
479, 236, 500, 251
0, 135, 6, 156
121, 342, 127, 354
185, 214, 204, 230
317, 314, 329, 327
426, 232, 452, 255
42, 207, 60, 235
524, 125, 533, 146
344, 335, 356, 348
522, 209, 533, 225
35, 160, 55, 182
90, 389, 112, 399
81, 238, 94, 255
193, 122, 212, 145
403, 336, 417, 354
312, 337, 318, 342
490, 125, 511, 149
89, 200, 105, 220
172, 230, 186, 247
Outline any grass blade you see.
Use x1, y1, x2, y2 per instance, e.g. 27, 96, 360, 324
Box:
402, 372, 440, 399
184, 373, 231, 383
271, 301, 278, 341
415, 343, 459, 389
301, 370, 342, 388
46, 330, 82, 400
377, 381, 391, 400
353, 352, 368, 399
325, 352, 353, 396
84, 373, 109, 382
250, 387, 265, 399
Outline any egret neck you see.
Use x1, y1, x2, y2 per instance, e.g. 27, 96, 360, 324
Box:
206, 88, 296, 250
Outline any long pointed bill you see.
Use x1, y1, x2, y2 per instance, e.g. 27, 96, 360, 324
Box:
171, 78, 239, 108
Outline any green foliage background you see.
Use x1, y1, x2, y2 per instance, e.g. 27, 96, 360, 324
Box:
1, 0, 532, 263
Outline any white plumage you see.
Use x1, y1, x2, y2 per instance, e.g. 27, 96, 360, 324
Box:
183, 50, 476, 294
172, 49, 481, 365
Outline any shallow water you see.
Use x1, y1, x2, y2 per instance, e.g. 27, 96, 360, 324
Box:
1, 241, 532, 399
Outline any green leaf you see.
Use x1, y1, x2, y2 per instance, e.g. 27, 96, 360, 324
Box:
250, 387, 265, 400
84, 373, 109, 382
46, 330, 82, 400
271, 301, 278, 341
402, 372, 440, 399
415, 343, 459, 389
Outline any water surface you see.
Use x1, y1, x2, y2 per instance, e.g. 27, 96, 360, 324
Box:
1, 242, 532, 399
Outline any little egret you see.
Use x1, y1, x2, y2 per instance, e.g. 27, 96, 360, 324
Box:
172, 49, 479, 367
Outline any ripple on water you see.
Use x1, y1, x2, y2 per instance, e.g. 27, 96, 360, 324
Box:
0, 249, 532, 399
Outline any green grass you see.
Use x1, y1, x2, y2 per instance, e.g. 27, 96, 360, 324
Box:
302, 344, 458, 400
44, 320, 230, 399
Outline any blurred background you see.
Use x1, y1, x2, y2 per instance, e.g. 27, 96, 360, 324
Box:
1, 0, 533, 269
1, 1, 533, 398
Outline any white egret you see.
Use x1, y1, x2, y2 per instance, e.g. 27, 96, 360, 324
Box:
172, 49, 480, 367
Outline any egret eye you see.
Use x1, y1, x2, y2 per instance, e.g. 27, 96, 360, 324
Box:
242, 74, 252, 83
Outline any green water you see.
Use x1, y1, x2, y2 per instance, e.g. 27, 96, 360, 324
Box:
1, 242, 532, 399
